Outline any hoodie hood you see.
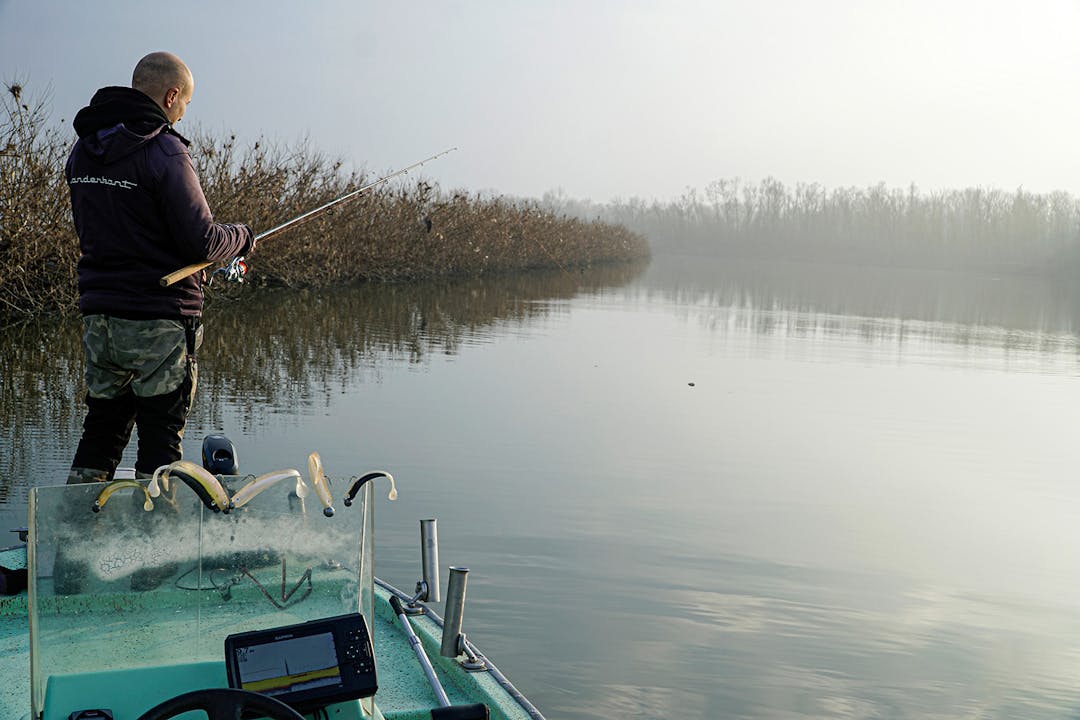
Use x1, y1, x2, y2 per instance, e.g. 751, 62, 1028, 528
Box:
73, 86, 170, 137
71, 86, 187, 164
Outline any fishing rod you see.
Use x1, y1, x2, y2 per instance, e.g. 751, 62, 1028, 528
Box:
159, 147, 458, 287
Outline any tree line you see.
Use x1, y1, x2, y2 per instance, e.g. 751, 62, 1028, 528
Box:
543, 177, 1080, 275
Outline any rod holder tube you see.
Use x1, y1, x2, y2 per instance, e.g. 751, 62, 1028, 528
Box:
420, 519, 440, 603
441, 566, 469, 658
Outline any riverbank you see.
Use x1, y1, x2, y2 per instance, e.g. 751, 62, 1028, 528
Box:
0, 83, 650, 318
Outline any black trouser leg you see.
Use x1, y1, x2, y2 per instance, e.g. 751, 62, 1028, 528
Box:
70, 391, 137, 483
59, 391, 134, 591
130, 370, 194, 592
133, 370, 195, 476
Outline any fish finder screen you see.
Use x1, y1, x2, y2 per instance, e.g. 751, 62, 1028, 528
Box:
234, 632, 342, 696
226, 613, 377, 710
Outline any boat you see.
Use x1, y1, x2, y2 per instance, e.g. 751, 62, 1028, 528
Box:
0, 439, 545, 720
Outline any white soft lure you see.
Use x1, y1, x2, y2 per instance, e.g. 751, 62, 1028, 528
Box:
147, 460, 231, 512
147, 464, 170, 498
230, 469, 305, 509
308, 451, 335, 517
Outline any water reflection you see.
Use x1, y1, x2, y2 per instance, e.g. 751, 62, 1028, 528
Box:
636, 256, 1080, 371
8, 259, 1080, 507
640, 255, 1080, 335
0, 262, 647, 511
0, 321, 85, 507
198, 260, 649, 424
7, 256, 1080, 509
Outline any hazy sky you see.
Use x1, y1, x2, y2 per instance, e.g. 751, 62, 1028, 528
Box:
2, 1, 1080, 203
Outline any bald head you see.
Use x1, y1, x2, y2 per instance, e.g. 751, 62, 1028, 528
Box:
132, 51, 194, 124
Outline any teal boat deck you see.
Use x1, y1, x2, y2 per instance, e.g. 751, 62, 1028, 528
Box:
0, 544, 29, 719
0, 545, 535, 720
371, 581, 535, 720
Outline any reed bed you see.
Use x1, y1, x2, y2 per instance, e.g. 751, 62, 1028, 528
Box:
0, 83, 649, 318
548, 178, 1080, 275
0, 83, 78, 316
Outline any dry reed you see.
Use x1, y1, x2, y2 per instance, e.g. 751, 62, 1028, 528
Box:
0, 82, 649, 318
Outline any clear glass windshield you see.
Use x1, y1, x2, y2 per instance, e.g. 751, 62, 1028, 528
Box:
28, 472, 374, 718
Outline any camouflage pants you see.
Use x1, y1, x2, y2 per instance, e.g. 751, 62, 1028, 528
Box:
68, 315, 202, 483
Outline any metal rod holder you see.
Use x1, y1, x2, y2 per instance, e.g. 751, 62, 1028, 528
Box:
406, 518, 440, 614
441, 566, 477, 662
441, 565, 486, 670
420, 519, 440, 603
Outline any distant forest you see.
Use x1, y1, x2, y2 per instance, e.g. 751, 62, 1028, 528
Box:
540, 179, 1080, 277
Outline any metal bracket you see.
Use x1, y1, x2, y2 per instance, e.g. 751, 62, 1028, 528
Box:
455, 633, 487, 672
404, 580, 428, 615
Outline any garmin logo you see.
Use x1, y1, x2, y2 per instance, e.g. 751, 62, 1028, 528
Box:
69, 175, 138, 190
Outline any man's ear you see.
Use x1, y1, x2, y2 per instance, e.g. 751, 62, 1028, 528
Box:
164, 87, 179, 107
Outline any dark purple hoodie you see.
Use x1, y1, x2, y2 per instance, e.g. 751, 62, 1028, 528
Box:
67, 86, 253, 318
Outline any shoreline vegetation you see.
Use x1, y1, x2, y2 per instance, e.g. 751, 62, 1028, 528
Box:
544, 180, 1080, 278
8, 79, 1080, 321
0, 83, 649, 318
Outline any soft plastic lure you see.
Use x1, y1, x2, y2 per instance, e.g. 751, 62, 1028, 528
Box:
308, 452, 335, 517
230, 469, 306, 509
149, 460, 231, 512
92, 480, 154, 513
343, 471, 398, 507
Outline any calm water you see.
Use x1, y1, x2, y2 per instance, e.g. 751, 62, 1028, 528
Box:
5, 256, 1080, 719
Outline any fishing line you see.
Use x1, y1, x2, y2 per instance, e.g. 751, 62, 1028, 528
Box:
527, 231, 574, 278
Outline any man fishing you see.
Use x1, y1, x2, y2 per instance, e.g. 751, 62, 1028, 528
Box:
65, 51, 254, 485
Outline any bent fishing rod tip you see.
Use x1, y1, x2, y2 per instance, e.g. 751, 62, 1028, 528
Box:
159, 147, 460, 288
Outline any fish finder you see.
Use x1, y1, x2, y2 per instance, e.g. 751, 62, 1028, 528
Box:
225, 612, 378, 713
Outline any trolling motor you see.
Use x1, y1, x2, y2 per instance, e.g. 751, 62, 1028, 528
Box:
202, 434, 239, 475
